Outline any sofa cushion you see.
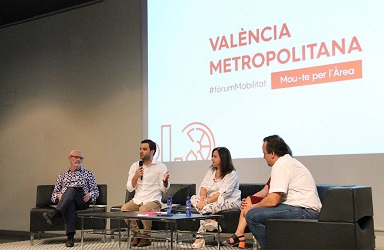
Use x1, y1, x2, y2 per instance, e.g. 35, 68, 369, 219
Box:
239, 183, 265, 199
161, 184, 196, 205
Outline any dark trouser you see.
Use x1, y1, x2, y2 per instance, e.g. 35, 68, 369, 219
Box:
56, 187, 90, 235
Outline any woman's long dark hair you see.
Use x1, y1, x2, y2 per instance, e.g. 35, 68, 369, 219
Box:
211, 147, 235, 178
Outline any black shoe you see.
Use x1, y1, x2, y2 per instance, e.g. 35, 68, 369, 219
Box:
43, 211, 56, 225
65, 237, 74, 247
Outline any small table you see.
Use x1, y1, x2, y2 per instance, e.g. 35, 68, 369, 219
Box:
78, 211, 223, 250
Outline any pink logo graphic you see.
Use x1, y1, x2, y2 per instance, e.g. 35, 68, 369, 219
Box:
159, 122, 216, 162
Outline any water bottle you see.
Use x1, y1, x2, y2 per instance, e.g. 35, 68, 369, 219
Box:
167, 196, 173, 215
186, 196, 191, 217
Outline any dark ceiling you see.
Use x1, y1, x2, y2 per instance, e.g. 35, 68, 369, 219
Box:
0, 0, 102, 28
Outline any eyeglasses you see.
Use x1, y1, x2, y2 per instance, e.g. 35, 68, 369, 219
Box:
70, 155, 84, 160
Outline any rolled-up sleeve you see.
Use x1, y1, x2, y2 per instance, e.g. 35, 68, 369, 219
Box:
159, 164, 170, 193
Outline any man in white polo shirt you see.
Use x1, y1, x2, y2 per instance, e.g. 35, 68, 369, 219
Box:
245, 135, 321, 250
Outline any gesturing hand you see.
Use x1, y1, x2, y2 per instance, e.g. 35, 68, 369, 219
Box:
163, 170, 170, 182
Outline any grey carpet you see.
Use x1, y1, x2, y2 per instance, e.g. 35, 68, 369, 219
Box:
0, 235, 257, 249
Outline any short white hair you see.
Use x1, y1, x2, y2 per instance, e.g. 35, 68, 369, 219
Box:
69, 150, 83, 156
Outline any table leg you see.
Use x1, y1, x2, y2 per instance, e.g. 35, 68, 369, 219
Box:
126, 220, 131, 250
217, 220, 221, 250
170, 224, 174, 250
81, 217, 84, 250
117, 218, 121, 250
173, 221, 178, 250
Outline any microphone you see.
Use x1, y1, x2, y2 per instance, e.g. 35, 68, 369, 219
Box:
139, 160, 143, 180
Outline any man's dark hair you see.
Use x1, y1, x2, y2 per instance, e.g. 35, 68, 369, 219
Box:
263, 135, 292, 157
141, 139, 157, 155
211, 147, 236, 178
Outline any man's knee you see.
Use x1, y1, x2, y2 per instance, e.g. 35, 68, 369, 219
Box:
139, 201, 160, 212
245, 211, 252, 224
64, 187, 77, 196
121, 200, 138, 211
245, 208, 259, 224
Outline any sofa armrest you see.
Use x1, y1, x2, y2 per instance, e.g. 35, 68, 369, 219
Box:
88, 204, 107, 208
266, 218, 375, 249
95, 184, 107, 205
266, 219, 352, 249
36, 185, 55, 207
160, 204, 182, 214
110, 205, 123, 212
319, 186, 373, 223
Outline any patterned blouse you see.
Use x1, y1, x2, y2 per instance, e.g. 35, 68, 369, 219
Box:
51, 166, 99, 204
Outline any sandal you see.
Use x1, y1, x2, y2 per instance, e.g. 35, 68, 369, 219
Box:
221, 234, 246, 247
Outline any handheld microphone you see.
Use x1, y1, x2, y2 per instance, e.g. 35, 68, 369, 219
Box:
139, 160, 143, 180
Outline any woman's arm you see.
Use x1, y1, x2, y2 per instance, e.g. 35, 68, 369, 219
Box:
199, 168, 214, 200
206, 192, 220, 203
199, 187, 208, 201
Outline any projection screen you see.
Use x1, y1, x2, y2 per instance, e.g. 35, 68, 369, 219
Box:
146, 0, 384, 162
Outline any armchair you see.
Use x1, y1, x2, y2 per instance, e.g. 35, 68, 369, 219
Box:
29, 184, 107, 245
266, 185, 375, 249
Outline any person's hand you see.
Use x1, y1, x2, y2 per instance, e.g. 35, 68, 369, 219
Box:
196, 199, 207, 210
135, 166, 144, 179
241, 198, 247, 209
83, 193, 91, 202
241, 203, 252, 216
57, 194, 63, 201
163, 170, 170, 182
